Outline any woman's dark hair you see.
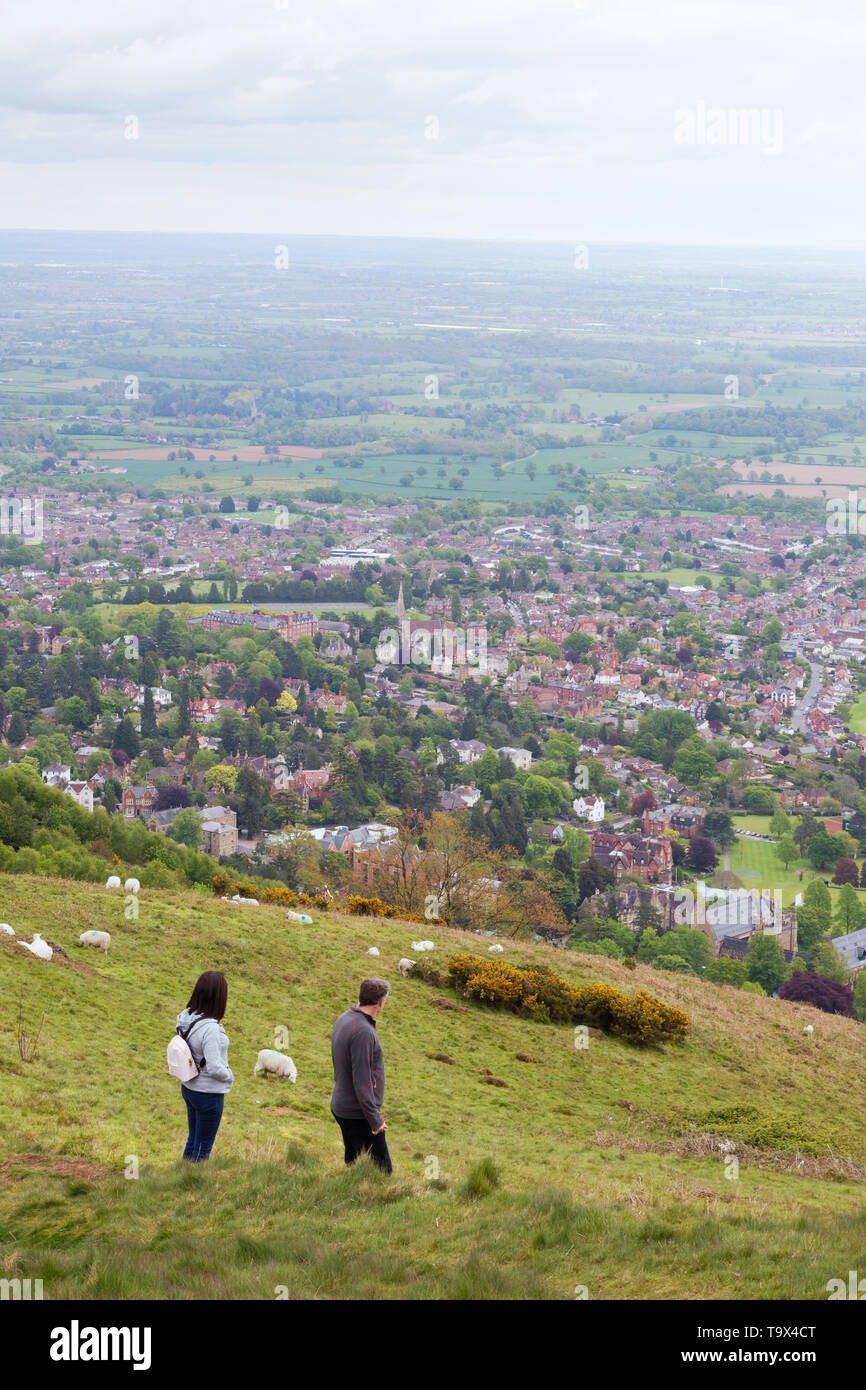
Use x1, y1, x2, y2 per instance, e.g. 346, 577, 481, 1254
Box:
187, 970, 228, 1021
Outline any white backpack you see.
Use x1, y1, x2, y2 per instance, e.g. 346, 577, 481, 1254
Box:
167, 1015, 207, 1082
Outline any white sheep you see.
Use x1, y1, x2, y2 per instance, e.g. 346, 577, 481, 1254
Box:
19, 933, 52, 961
287, 909, 313, 924
124, 878, 140, 895
254, 1049, 298, 1082
0, 923, 14, 936
367, 946, 380, 957
411, 939, 435, 952
398, 957, 415, 976
231, 895, 259, 906
803, 1024, 814, 1038
488, 943, 504, 954
79, 929, 111, 954
105, 875, 121, 890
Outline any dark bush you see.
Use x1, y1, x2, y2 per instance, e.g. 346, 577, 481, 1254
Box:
778, 971, 855, 1017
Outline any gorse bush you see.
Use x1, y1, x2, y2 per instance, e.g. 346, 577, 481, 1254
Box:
345, 894, 425, 922
443, 954, 689, 1045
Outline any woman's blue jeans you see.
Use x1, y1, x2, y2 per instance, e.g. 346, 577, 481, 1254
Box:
181, 1085, 225, 1161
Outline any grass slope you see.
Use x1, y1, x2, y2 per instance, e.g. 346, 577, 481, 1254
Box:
1, 873, 866, 1301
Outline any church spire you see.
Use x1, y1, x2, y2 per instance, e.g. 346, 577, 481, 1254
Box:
396, 581, 406, 622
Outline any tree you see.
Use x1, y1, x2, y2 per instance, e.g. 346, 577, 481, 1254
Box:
705, 958, 748, 987
630, 790, 657, 816
154, 783, 191, 812
794, 903, 824, 956
673, 736, 717, 786
769, 807, 791, 839
746, 931, 787, 994
113, 716, 140, 759
854, 971, 866, 1022
794, 811, 820, 854
774, 835, 798, 870
687, 836, 718, 873
636, 901, 662, 934
475, 746, 500, 787
169, 807, 203, 848
654, 954, 694, 974
177, 682, 191, 737
663, 926, 712, 974
832, 882, 864, 937
779, 972, 855, 1017
807, 829, 845, 872
807, 939, 849, 985
577, 855, 607, 904
219, 496, 236, 513
701, 809, 736, 849
803, 878, 831, 931
140, 686, 158, 740
742, 785, 776, 815
233, 766, 267, 836
275, 690, 297, 714
637, 927, 661, 962
833, 857, 860, 886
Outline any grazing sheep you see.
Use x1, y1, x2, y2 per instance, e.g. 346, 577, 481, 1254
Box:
19, 933, 52, 961
0, 923, 14, 936
398, 958, 415, 976
803, 1024, 814, 1038
105, 875, 122, 890
367, 946, 380, 956
411, 939, 435, 952
254, 1049, 298, 1082
287, 909, 313, 924
124, 878, 140, 895
488, 943, 504, 954
79, 929, 111, 955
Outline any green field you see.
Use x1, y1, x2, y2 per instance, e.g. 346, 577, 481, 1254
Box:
642, 568, 721, 589
3, 873, 866, 1299
726, 822, 865, 912
848, 691, 866, 735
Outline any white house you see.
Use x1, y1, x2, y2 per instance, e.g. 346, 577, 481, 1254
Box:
573, 795, 605, 822
449, 739, 487, 765
496, 746, 533, 771
65, 781, 94, 813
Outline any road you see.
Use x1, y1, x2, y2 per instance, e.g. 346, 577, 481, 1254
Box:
792, 660, 825, 735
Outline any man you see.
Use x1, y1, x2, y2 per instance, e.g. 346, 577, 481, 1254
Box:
330, 977, 392, 1174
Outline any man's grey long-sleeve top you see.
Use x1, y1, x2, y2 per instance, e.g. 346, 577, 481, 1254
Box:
330, 1005, 385, 1130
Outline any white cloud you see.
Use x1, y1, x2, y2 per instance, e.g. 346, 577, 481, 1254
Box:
1, 0, 865, 244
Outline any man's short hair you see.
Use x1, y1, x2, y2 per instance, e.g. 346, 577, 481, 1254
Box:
359, 977, 390, 1006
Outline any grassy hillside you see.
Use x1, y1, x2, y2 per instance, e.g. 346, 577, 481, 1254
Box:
1, 873, 866, 1300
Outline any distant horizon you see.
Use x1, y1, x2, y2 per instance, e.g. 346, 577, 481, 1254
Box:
3, 227, 866, 259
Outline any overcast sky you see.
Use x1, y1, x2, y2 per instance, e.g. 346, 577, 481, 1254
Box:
1, 0, 864, 247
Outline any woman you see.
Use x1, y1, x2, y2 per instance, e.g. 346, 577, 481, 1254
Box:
176, 970, 233, 1162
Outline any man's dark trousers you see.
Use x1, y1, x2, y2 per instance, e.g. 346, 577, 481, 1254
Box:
332, 1113, 393, 1173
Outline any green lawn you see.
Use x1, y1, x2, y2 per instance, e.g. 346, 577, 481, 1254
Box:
3, 873, 866, 1299
726, 828, 865, 914
642, 568, 721, 589
848, 691, 866, 735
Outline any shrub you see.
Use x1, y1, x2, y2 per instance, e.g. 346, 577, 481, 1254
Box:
444, 954, 688, 1045
778, 971, 856, 1017
346, 894, 400, 918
